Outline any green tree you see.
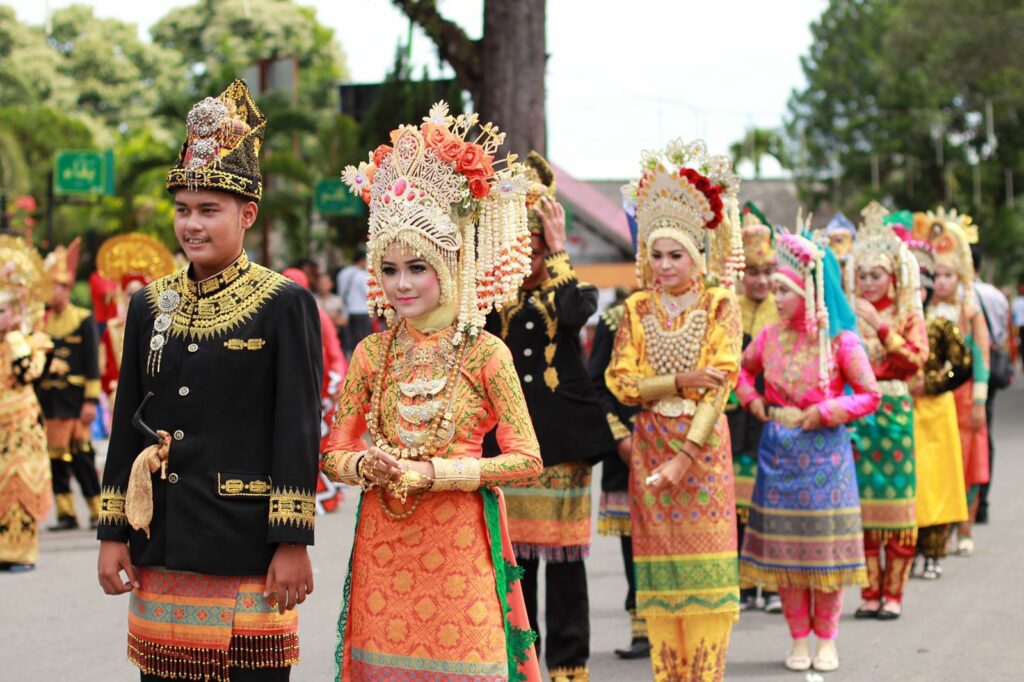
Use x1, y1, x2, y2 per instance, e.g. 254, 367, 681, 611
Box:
730, 127, 790, 178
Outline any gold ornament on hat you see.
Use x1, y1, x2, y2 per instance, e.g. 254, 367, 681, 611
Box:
0, 235, 50, 324
524, 151, 557, 235
741, 212, 776, 268
96, 233, 176, 286
917, 207, 977, 301
43, 237, 81, 287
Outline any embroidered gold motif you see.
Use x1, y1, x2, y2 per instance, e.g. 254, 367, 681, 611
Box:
217, 473, 273, 497
544, 366, 560, 391
268, 487, 316, 530
223, 338, 266, 351
146, 253, 287, 342
98, 486, 127, 526
44, 305, 90, 340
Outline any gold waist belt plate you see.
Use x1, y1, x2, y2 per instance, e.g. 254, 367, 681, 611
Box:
651, 396, 698, 418
768, 406, 804, 428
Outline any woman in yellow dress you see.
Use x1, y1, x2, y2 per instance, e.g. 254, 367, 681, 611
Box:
323, 102, 543, 681
607, 139, 744, 682
0, 235, 52, 572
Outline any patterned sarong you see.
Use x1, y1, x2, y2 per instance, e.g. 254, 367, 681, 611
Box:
597, 490, 631, 537
732, 451, 757, 524
630, 412, 739, 619
0, 395, 50, 564
852, 393, 917, 544
128, 567, 298, 681
504, 460, 592, 561
739, 422, 867, 591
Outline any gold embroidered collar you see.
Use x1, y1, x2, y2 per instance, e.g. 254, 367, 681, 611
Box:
45, 305, 90, 340
187, 251, 251, 298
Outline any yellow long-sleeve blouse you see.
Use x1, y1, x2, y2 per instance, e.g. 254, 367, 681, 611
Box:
605, 285, 742, 447
322, 323, 542, 490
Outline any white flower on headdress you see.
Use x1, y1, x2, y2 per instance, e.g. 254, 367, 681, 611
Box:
341, 162, 373, 195
493, 169, 530, 201
423, 101, 451, 126
686, 139, 707, 160
665, 138, 689, 166
640, 148, 661, 171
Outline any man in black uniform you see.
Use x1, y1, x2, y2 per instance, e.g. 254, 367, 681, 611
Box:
485, 153, 617, 682
96, 80, 322, 682
588, 293, 649, 659
37, 238, 103, 530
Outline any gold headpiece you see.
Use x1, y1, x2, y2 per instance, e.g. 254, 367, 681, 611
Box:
524, 151, 557, 235
43, 237, 81, 287
166, 79, 266, 202
96, 233, 176, 288
741, 212, 776, 268
847, 201, 921, 317
341, 101, 532, 343
915, 207, 976, 300
0, 236, 49, 323
622, 138, 743, 288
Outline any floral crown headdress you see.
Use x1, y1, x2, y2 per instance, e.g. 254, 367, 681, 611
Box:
621, 139, 743, 289
917, 208, 977, 303
341, 101, 532, 344
0, 235, 49, 325
847, 201, 922, 318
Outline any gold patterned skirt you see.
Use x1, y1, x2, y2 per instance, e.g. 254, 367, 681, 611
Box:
504, 460, 593, 562
0, 387, 51, 564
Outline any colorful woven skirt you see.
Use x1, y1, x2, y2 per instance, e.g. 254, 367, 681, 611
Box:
629, 412, 739, 619
597, 490, 631, 537
128, 567, 298, 681
914, 393, 968, 527
336, 489, 540, 682
739, 422, 866, 591
0, 392, 50, 564
953, 381, 990, 487
732, 451, 757, 524
852, 393, 917, 544
504, 460, 592, 562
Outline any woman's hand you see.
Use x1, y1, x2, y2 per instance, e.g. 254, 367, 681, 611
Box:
971, 402, 987, 431
647, 444, 697, 493
855, 298, 883, 330
398, 459, 435, 492
800, 405, 823, 430
361, 446, 402, 486
675, 368, 727, 391
748, 398, 769, 422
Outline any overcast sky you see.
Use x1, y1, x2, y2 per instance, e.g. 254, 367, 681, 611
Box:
10, 0, 826, 180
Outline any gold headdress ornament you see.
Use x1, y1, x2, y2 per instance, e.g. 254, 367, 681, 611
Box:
621, 138, 744, 289
524, 151, 557, 235
914, 207, 977, 301
341, 101, 532, 344
166, 79, 266, 202
741, 211, 776, 268
43, 237, 81, 287
846, 201, 922, 318
96, 233, 176, 288
0, 235, 50, 325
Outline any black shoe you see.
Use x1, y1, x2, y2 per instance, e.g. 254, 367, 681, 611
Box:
854, 604, 881, 619
614, 637, 651, 659
48, 517, 79, 531
975, 506, 989, 524
0, 563, 35, 573
876, 606, 902, 621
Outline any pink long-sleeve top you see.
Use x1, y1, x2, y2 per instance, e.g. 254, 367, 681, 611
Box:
736, 324, 881, 427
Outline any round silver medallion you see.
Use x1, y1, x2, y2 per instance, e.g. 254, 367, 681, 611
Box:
154, 313, 172, 333
150, 333, 166, 351
157, 289, 181, 313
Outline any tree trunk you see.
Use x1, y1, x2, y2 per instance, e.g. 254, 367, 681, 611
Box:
478, 0, 547, 159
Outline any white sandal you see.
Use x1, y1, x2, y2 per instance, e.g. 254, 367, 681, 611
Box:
785, 638, 812, 671
813, 639, 839, 672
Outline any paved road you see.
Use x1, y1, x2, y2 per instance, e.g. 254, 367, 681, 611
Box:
6, 386, 1023, 680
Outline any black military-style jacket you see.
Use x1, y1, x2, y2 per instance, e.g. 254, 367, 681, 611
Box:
588, 304, 640, 493
96, 252, 323, 576
484, 251, 616, 467
36, 304, 101, 419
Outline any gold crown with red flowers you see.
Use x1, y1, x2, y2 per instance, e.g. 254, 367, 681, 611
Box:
341, 101, 532, 343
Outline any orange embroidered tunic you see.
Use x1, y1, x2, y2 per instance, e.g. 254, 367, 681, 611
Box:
322, 324, 542, 681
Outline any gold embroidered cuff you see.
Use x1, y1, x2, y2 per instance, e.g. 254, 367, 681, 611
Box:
323, 451, 363, 485
268, 488, 316, 530
639, 374, 678, 402
430, 457, 481, 492
544, 251, 577, 288
607, 413, 631, 441
98, 486, 128, 526
687, 402, 719, 447
973, 381, 989, 403
85, 379, 101, 400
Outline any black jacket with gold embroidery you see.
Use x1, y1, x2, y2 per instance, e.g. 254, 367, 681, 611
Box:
36, 304, 101, 419
484, 251, 616, 467
588, 304, 640, 492
96, 253, 323, 576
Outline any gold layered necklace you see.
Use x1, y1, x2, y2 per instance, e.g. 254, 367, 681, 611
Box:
642, 291, 707, 375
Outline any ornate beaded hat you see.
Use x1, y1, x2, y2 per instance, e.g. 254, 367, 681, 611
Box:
621, 138, 743, 289
741, 211, 776, 268
0, 235, 49, 321
96, 233, 176, 289
43, 237, 81, 287
523, 151, 557, 235
847, 201, 922, 318
341, 101, 532, 343
166, 79, 266, 202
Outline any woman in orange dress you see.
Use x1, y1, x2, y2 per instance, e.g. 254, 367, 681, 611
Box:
323, 103, 543, 682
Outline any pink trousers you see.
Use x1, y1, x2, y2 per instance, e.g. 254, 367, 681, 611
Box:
777, 587, 843, 640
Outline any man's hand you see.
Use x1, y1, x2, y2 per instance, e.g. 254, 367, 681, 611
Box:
536, 197, 567, 253
98, 540, 139, 595
264, 544, 314, 615
616, 436, 633, 465
80, 401, 98, 426
748, 398, 769, 422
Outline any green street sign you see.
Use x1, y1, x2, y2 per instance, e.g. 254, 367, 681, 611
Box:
315, 179, 365, 217
53, 150, 115, 197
